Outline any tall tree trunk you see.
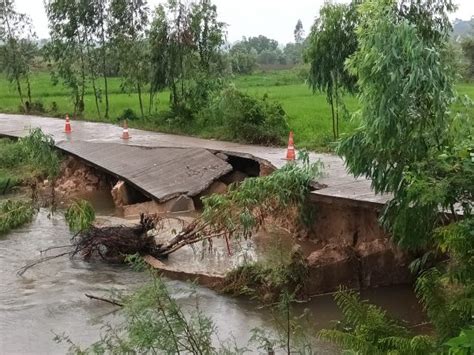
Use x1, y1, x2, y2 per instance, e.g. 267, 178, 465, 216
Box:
15, 75, 25, 109
329, 94, 336, 140
100, 19, 109, 119
148, 88, 154, 115
26, 74, 32, 104
334, 72, 340, 139
79, 48, 86, 115
137, 83, 144, 118
103, 67, 109, 119
91, 77, 102, 119
73, 90, 79, 117
86, 42, 101, 120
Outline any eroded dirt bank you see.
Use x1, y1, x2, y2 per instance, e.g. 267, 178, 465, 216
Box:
51, 154, 413, 295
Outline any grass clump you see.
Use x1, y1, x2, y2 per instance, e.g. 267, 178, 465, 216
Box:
65, 200, 95, 233
0, 129, 60, 194
0, 200, 35, 235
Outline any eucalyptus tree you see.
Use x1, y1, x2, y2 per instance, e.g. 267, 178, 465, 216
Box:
0, 0, 37, 109
94, 0, 110, 119
109, 0, 149, 118
150, 0, 226, 115
461, 36, 474, 79
305, 1, 359, 139
326, 0, 473, 351
190, 0, 226, 74
294, 19, 304, 44
338, 0, 457, 207
148, 5, 169, 113
45, 0, 88, 116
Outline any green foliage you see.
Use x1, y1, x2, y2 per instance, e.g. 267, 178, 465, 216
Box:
444, 327, 474, 354
229, 50, 257, 75
305, 0, 358, 139
381, 130, 473, 248
461, 36, 474, 80
220, 247, 308, 302
0, 0, 37, 109
319, 289, 436, 354
0, 199, 35, 235
0, 130, 60, 191
327, 1, 473, 354
249, 290, 314, 354
56, 272, 250, 354
19, 128, 60, 178
200, 86, 289, 145
117, 108, 139, 122
149, 0, 227, 118
202, 157, 322, 240
65, 200, 95, 233
109, 0, 149, 118
338, 0, 456, 197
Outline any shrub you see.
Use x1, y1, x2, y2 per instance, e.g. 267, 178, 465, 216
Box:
171, 76, 226, 121
0, 139, 26, 168
201, 87, 289, 145
117, 108, 140, 122
0, 200, 35, 235
50, 101, 58, 113
21, 101, 46, 114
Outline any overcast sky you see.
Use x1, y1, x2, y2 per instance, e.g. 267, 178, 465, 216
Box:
15, 0, 474, 44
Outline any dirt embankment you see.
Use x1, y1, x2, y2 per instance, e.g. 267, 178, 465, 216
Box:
51, 155, 413, 295
303, 199, 414, 294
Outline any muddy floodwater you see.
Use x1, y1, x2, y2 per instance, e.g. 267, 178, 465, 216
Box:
0, 206, 425, 354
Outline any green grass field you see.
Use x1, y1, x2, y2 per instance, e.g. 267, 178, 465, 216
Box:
0, 71, 472, 151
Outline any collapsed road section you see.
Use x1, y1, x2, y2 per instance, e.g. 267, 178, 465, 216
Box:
54, 140, 271, 216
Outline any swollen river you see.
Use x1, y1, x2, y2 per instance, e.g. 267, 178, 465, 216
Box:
0, 209, 425, 354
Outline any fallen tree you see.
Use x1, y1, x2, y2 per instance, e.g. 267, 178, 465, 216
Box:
19, 159, 323, 274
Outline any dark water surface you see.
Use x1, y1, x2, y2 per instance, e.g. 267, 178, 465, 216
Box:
0, 208, 424, 354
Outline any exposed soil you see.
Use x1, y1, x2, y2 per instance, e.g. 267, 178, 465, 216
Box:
45, 154, 414, 296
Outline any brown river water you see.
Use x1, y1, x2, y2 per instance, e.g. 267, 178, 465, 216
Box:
0, 196, 426, 354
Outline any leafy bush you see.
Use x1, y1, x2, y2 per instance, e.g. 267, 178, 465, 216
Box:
117, 108, 140, 122
319, 288, 436, 354
0, 175, 20, 194
50, 101, 58, 113
19, 128, 60, 178
200, 86, 289, 145
0, 200, 35, 235
65, 200, 95, 233
0, 139, 25, 168
0, 130, 60, 190
171, 76, 226, 121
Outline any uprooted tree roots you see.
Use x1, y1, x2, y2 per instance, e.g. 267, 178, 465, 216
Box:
72, 214, 159, 262
18, 213, 227, 275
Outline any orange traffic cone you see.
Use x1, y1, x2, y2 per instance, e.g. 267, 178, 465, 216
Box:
285, 131, 296, 161
64, 114, 72, 133
121, 119, 130, 140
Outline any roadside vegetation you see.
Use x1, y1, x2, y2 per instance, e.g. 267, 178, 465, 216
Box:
0, 129, 60, 234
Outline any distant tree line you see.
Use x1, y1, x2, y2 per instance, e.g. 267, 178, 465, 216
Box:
229, 21, 306, 75
0, 0, 309, 119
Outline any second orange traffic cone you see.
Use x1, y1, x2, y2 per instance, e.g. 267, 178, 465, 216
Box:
121, 119, 130, 140
64, 114, 72, 133
285, 131, 296, 161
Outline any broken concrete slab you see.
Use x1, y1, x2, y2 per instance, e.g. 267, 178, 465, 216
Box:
122, 195, 196, 218
168, 195, 195, 213
56, 142, 233, 202
111, 181, 131, 207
